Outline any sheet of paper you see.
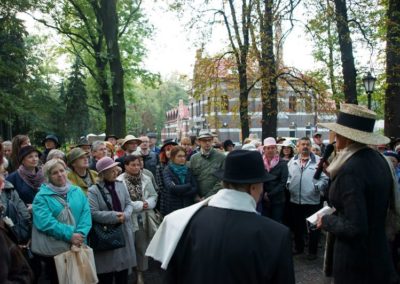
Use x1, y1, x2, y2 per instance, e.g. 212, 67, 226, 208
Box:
306, 206, 336, 225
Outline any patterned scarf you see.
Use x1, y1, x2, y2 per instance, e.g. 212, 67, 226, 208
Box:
17, 165, 45, 191
263, 155, 280, 172
169, 162, 188, 184
125, 172, 143, 201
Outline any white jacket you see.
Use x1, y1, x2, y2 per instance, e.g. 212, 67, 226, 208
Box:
117, 172, 158, 231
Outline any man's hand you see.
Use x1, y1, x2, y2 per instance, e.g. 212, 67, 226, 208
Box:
143, 201, 149, 209
116, 212, 125, 223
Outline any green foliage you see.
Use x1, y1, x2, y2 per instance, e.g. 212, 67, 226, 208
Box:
126, 77, 189, 135
62, 58, 90, 143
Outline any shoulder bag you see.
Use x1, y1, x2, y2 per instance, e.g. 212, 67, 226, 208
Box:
31, 195, 75, 257
4, 190, 31, 244
88, 184, 126, 251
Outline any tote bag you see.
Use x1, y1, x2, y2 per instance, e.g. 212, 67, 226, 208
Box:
54, 245, 98, 284
31, 196, 76, 256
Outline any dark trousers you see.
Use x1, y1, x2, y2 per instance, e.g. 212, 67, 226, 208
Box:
263, 203, 285, 223
40, 255, 59, 284
98, 269, 128, 284
290, 202, 321, 255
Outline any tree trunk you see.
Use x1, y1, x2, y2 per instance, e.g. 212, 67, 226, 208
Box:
95, 58, 113, 134
260, 0, 277, 140
333, 0, 358, 104
238, 63, 250, 142
385, 0, 400, 137
100, 0, 126, 137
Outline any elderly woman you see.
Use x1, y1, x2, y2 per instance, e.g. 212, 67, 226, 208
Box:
162, 146, 197, 215
117, 155, 157, 284
8, 135, 31, 173
88, 157, 136, 284
6, 146, 45, 209
46, 149, 67, 164
31, 159, 92, 284
67, 148, 98, 194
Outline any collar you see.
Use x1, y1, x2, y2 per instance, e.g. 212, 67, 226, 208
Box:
200, 147, 213, 157
209, 189, 256, 213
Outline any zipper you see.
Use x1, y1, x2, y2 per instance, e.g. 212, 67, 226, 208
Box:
299, 165, 304, 205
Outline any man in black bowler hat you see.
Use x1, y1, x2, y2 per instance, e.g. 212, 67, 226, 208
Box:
146, 150, 295, 284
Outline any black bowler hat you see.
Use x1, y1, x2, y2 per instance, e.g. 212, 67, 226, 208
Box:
19, 146, 40, 164
42, 134, 60, 148
223, 139, 235, 150
105, 134, 118, 141
160, 138, 178, 152
214, 150, 275, 184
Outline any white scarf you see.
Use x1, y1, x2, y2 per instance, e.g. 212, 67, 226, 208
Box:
145, 189, 257, 269
327, 143, 366, 178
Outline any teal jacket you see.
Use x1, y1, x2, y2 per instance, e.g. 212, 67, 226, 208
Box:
32, 183, 92, 243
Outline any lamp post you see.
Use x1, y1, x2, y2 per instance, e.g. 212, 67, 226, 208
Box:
362, 72, 377, 110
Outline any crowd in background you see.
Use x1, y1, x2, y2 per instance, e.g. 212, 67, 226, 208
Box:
0, 126, 400, 283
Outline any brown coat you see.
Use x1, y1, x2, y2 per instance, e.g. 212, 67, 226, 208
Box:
68, 170, 98, 194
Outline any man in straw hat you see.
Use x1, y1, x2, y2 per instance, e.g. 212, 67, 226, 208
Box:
146, 150, 295, 284
316, 104, 399, 283
115, 135, 142, 172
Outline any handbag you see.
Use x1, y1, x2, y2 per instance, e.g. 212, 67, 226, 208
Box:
4, 190, 31, 244
54, 245, 98, 284
88, 184, 126, 251
31, 196, 75, 256
144, 209, 162, 239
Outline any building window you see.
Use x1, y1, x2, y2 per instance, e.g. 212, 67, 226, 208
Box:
289, 96, 297, 112
197, 100, 200, 116
191, 102, 194, 118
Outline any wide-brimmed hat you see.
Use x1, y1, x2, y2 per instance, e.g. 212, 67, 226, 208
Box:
42, 134, 60, 148
318, 104, 390, 146
214, 150, 275, 184
67, 148, 89, 166
77, 137, 91, 147
19, 146, 40, 163
198, 129, 215, 140
121, 135, 142, 149
277, 140, 295, 149
96, 157, 119, 173
160, 138, 178, 152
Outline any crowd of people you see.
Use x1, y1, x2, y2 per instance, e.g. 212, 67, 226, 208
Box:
0, 103, 400, 283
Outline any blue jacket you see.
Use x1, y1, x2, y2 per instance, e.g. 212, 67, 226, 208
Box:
32, 183, 92, 242
6, 171, 39, 205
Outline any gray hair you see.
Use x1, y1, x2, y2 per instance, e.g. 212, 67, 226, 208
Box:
92, 140, 105, 152
2, 141, 11, 147
46, 149, 66, 162
42, 159, 67, 182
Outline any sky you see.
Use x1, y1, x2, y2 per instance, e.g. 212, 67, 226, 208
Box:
142, 2, 316, 78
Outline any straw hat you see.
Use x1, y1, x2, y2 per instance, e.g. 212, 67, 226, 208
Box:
121, 135, 142, 149
318, 104, 390, 146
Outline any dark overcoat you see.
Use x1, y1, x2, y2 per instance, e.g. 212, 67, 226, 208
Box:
164, 206, 295, 284
263, 159, 288, 204
322, 147, 398, 284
